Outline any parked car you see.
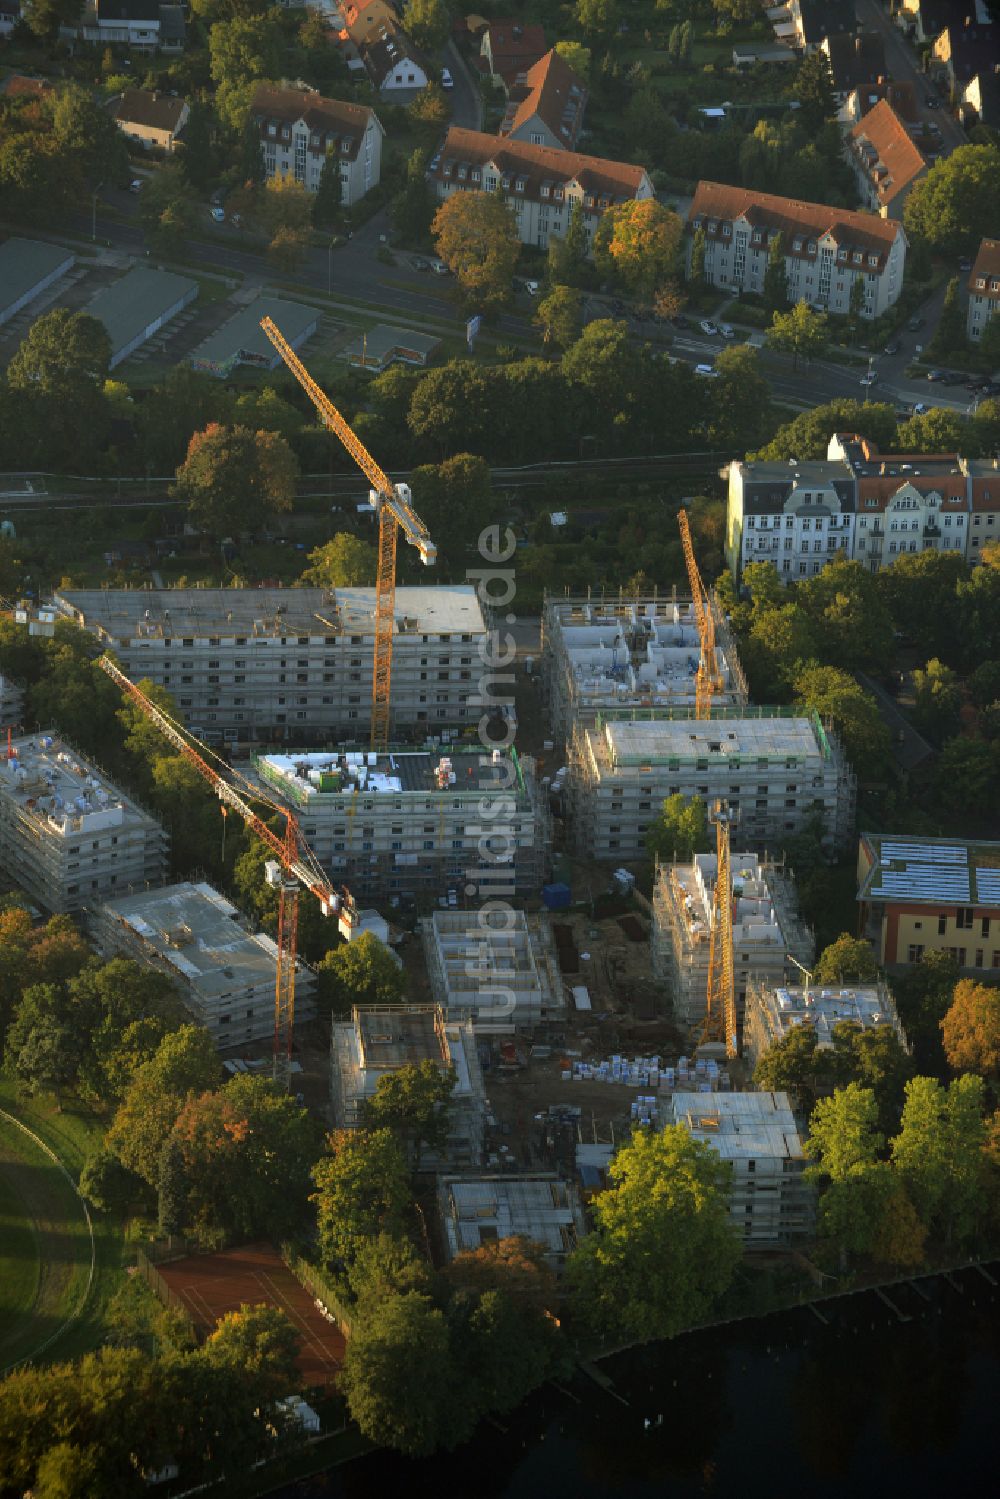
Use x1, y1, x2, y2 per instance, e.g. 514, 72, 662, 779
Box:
926, 369, 945, 381
925, 95, 940, 108
694, 363, 719, 377
430, 259, 449, 275
128, 178, 143, 194
524, 279, 541, 295
699, 319, 718, 336
441, 68, 454, 89
883, 339, 901, 355
913, 401, 929, 415
210, 206, 225, 223
908, 316, 925, 331
859, 371, 879, 386
410, 256, 429, 271
718, 322, 735, 338
671, 314, 690, 329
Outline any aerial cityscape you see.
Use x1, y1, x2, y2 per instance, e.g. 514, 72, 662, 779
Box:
1, 0, 1000, 1492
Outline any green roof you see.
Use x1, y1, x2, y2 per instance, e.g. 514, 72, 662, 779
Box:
191, 296, 320, 369
0, 237, 75, 314
86, 266, 197, 358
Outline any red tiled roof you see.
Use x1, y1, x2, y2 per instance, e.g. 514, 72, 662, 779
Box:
969, 237, 1000, 301
501, 48, 587, 148
970, 474, 1000, 511
857, 472, 968, 511
114, 88, 186, 134
850, 100, 927, 208
687, 179, 902, 267
0, 74, 54, 99
484, 18, 547, 58
433, 127, 649, 209
251, 84, 377, 163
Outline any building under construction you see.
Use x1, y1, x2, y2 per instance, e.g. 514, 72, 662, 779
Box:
249, 744, 549, 902
422, 907, 565, 1030
567, 709, 856, 862
0, 731, 167, 914
0, 673, 23, 731
53, 585, 490, 744
437, 1175, 586, 1271
652, 851, 814, 1029
743, 978, 907, 1074
330, 1005, 486, 1167
540, 592, 748, 742
90, 881, 316, 1048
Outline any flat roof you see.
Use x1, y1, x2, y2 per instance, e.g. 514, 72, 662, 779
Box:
669, 1090, 805, 1160
0, 730, 159, 837
858, 832, 1000, 908
334, 1004, 479, 1101
754, 981, 900, 1047
662, 852, 787, 946
0, 237, 74, 313
190, 295, 319, 366
255, 746, 520, 802
54, 584, 486, 638
344, 323, 441, 360
439, 1175, 583, 1255
602, 713, 824, 767
97, 881, 285, 998
85, 266, 197, 357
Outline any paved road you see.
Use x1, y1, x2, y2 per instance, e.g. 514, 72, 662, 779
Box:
855, 0, 966, 153
446, 37, 483, 131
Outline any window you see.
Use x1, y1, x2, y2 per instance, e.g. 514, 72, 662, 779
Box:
983, 918, 991, 939
938, 915, 947, 935
907, 943, 924, 962
957, 907, 974, 930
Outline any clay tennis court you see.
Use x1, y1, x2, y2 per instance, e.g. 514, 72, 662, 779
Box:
156, 1242, 345, 1386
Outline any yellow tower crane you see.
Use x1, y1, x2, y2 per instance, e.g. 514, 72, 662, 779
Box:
98, 656, 356, 1090
260, 317, 436, 752
678, 508, 722, 720
698, 799, 739, 1060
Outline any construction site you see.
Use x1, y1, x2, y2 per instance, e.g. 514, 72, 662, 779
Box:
742, 978, 908, 1074
422, 907, 565, 1029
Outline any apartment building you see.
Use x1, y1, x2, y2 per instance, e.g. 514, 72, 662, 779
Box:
664, 1091, 816, 1246
566, 710, 856, 862
822, 32, 887, 102
90, 881, 316, 1047
499, 49, 587, 151
857, 831, 1000, 974
652, 851, 814, 1029
967, 237, 1000, 342
80, 0, 162, 49
541, 593, 748, 743
725, 435, 1000, 581
480, 19, 548, 90
330, 1005, 486, 1167
686, 181, 906, 320
0, 732, 167, 915
248, 744, 547, 902
437, 1175, 585, 1271
251, 85, 382, 206
848, 99, 927, 219
52, 585, 489, 745
430, 128, 653, 254
743, 976, 906, 1074
422, 908, 565, 1030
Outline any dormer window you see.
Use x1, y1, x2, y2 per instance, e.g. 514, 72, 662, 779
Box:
807, 240, 816, 253
992, 279, 1000, 292
501, 175, 510, 189
868, 254, 879, 268
853, 251, 863, 264
457, 165, 467, 180
585, 193, 595, 206
268, 123, 277, 137
541, 183, 550, 197
515, 177, 526, 192
471, 168, 481, 182
977, 277, 987, 289
554, 187, 564, 201
281, 125, 291, 140
837, 248, 848, 262
443, 162, 453, 176
708, 219, 717, 233
341, 139, 352, 155
752, 230, 763, 245
599, 195, 609, 208
792, 237, 802, 251
310, 133, 320, 149
721, 222, 731, 237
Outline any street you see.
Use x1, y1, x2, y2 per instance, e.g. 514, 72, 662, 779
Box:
855, 0, 967, 153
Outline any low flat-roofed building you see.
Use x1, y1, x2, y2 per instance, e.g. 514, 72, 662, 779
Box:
86, 266, 198, 369
567, 710, 856, 862
52, 583, 489, 745
331, 1004, 486, 1166
251, 744, 546, 902
189, 295, 320, 379
422, 908, 564, 1030
437, 1174, 586, 1270
0, 238, 75, 327
857, 831, 1000, 974
342, 322, 440, 371
665, 1090, 815, 1245
743, 976, 906, 1074
0, 731, 167, 914
91, 881, 315, 1046
652, 852, 814, 1029
541, 593, 748, 743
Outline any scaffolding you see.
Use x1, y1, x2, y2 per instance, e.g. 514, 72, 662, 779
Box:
421, 908, 566, 1030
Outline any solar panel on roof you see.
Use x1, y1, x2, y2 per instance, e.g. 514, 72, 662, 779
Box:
975, 869, 1000, 905
880, 841, 967, 864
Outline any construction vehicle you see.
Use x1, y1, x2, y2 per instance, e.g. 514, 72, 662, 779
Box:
259, 317, 436, 752
697, 799, 738, 1059
678, 509, 722, 719
98, 656, 356, 1090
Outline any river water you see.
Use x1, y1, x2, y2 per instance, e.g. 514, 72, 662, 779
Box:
276, 1268, 1000, 1498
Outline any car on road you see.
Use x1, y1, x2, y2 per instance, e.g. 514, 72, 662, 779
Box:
718, 323, 735, 338
210, 206, 225, 222
883, 339, 902, 355
908, 316, 925, 331
430, 258, 449, 274
441, 68, 454, 89
699, 319, 718, 335
926, 369, 946, 381
925, 95, 940, 108
694, 363, 719, 377
524, 279, 540, 295
128, 178, 143, 194
410, 256, 429, 271
913, 402, 929, 415
859, 371, 879, 386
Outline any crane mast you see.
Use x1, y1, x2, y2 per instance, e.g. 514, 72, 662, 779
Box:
98, 655, 355, 1088
678, 509, 722, 720
259, 316, 436, 750
698, 800, 738, 1059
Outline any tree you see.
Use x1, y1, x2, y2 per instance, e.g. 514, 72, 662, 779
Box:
904, 144, 1000, 258
267, 226, 309, 273
409, 452, 493, 566
209, 14, 284, 132
8, 1013, 76, 1104
592, 200, 683, 300
766, 299, 828, 370
893, 948, 960, 1070
689, 225, 707, 287
391, 148, 434, 244
178, 100, 214, 193
793, 664, 891, 771
753, 399, 898, 462
79, 1148, 137, 1215
311, 1128, 412, 1271
534, 285, 583, 350
753, 1024, 821, 1106
896, 407, 968, 454
7, 310, 110, 467
135, 365, 234, 472
806, 1083, 882, 1180
707, 344, 773, 452
259, 173, 312, 237
711, 0, 756, 22
763, 231, 788, 316
432, 191, 520, 312
316, 930, 405, 1012
566, 1126, 740, 1341
645, 792, 710, 863
52, 83, 128, 189
340, 1291, 461, 1456
891, 1073, 988, 1246
107, 1025, 221, 1188
363, 1059, 456, 1169
934, 735, 999, 816
157, 1134, 187, 1236
554, 40, 591, 81
408, 83, 450, 129
912, 657, 963, 741
233, 386, 303, 442
138, 162, 198, 254
929, 275, 965, 358
403, 0, 449, 51
549, 201, 589, 288
237, 115, 265, 186
574, 0, 617, 38
941, 980, 1000, 1079
441, 1236, 557, 1314
171, 423, 298, 534
814, 934, 880, 985
743, 603, 819, 699
795, 50, 836, 133
202, 1304, 300, 1400
876, 550, 968, 662
561, 318, 642, 430
22, 0, 82, 43
298, 534, 376, 588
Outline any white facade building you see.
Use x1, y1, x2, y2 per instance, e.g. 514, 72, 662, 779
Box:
743, 978, 907, 1074
422, 907, 565, 1030
251, 84, 382, 206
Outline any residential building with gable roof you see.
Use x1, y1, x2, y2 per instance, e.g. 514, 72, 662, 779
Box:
967, 237, 1000, 342
839, 78, 918, 126
499, 48, 587, 151
251, 84, 382, 204
685, 180, 906, 319
822, 32, 887, 101
431, 127, 653, 253
966, 460, 1000, 559
480, 18, 547, 90
848, 99, 927, 219
81, 0, 162, 49
777, 0, 856, 52
113, 88, 189, 152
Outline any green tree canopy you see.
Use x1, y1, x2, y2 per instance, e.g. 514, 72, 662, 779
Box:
432, 191, 520, 312
311, 1127, 412, 1271
766, 299, 829, 369
793, 665, 891, 771
645, 792, 710, 863
7, 310, 111, 468
107, 1025, 221, 1187
298, 533, 377, 588
362, 1059, 456, 1169
891, 1073, 988, 1246
904, 144, 1000, 257
403, 0, 449, 50
592, 200, 683, 300
534, 285, 584, 350
813, 933, 880, 985
752, 399, 898, 461
316, 930, 406, 1013
171, 423, 298, 534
